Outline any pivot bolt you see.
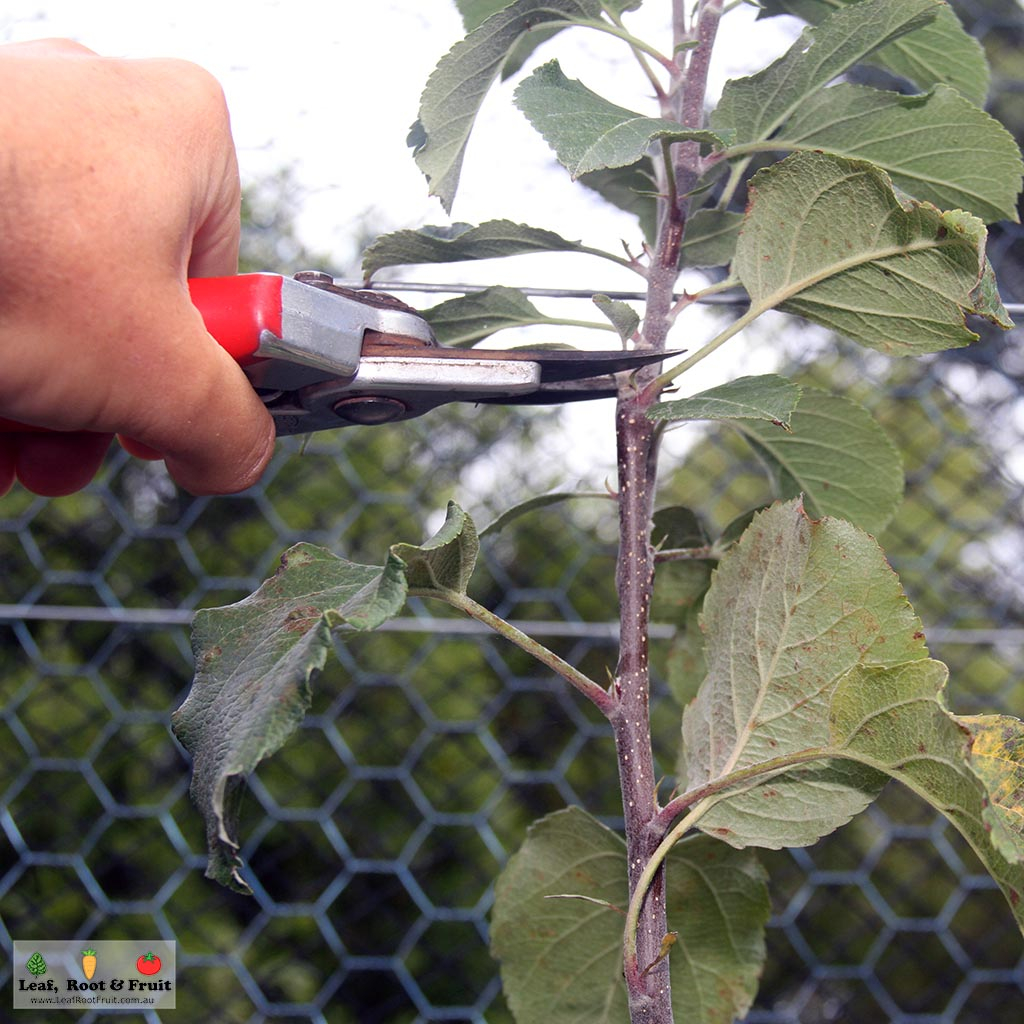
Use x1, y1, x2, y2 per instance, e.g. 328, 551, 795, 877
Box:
333, 396, 408, 425
293, 270, 335, 288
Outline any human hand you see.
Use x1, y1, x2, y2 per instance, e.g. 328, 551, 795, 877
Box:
0, 39, 275, 498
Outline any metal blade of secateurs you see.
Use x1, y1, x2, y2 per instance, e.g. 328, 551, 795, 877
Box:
475, 377, 620, 405
360, 338, 680, 384
520, 348, 681, 383
476, 351, 684, 405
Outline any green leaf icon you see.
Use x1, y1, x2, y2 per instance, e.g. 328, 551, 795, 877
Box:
26, 952, 47, 976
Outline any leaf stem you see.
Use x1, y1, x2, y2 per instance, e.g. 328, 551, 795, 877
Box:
547, 317, 620, 332
656, 747, 832, 830
623, 804, 705, 969
653, 544, 715, 563
715, 160, 748, 211
580, 242, 650, 274
418, 588, 616, 716
604, 5, 670, 102
648, 301, 761, 391
568, 18, 680, 74
668, 276, 741, 321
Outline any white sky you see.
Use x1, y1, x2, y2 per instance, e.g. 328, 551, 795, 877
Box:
0, 1, 801, 477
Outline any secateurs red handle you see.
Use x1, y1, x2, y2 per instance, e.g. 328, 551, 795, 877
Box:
0, 272, 433, 433
187, 273, 285, 362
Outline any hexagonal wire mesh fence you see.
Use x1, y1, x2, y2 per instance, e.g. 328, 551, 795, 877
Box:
3, 321, 1023, 1024
3, 4, 1024, 1022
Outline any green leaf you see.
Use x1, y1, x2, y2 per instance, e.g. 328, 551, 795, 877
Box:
652, 506, 710, 550
650, 507, 714, 637
768, 83, 1022, 223
174, 503, 478, 893
680, 499, 927, 849
734, 388, 903, 535
650, 374, 802, 429
865, 3, 989, 106
454, 0, 644, 78
718, 507, 763, 548
392, 501, 479, 595
410, 0, 609, 211
711, 0, 942, 148
734, 151, 1006, 356
653, 561, 713, 624
454, 0, 515, 28
490, 806, 769, 1023
362, 220, 593, 280
666, 606, 706, 708
456, 0, 642, 29
830, 662, 1024, 927
479, 490, 613, 538
971, 257, 1016, 329
679, 209, 744, 269
453, 0, 637, 80
422, 286, 568, 347
756, 0, 990, 106
515, 60, 725, 178
592, 294, 640, 341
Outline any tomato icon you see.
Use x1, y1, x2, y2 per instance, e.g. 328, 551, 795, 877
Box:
136, 952, 162, 976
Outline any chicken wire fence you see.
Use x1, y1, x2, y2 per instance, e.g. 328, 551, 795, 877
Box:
3, 5, 1024, 1022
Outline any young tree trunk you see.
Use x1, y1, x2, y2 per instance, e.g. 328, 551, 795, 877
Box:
613, 396, 670, 1018
614, 3, 724, 1018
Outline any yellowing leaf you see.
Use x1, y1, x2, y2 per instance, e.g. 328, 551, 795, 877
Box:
829, 662, 1024, 928
960, 715, 1024, 862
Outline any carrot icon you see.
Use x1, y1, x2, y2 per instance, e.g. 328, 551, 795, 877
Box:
81, 949, 97, 980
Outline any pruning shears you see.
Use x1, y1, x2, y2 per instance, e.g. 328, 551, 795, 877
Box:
194, 271, 670, 435
3, 271, 670, 437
